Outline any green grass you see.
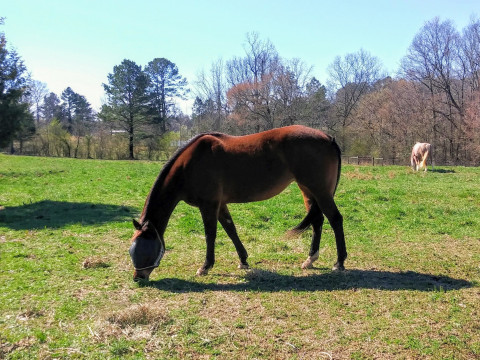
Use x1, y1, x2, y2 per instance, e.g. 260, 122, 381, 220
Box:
1, 154, 479, 359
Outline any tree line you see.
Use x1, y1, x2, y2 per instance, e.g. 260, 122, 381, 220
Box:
1, 16, 479, 165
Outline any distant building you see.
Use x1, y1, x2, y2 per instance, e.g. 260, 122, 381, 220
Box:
111, 130, 126, 135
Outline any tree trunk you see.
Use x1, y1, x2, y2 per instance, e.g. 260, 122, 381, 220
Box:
129, 116, 135, 160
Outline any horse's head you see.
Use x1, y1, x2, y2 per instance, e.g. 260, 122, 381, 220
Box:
129, 219, 165, 282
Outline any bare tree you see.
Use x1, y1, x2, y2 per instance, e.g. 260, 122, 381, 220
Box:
327, 49, 383, 152
461, 16, 480, 92
26, 79, 48, 124
196, 33, 318, 134
353, 78, 431, 159
464, 89, 480, 163
401, 17, 467, 161
194, 59, 227, 131
274, 58, 312, 126
225, 33, 280, 131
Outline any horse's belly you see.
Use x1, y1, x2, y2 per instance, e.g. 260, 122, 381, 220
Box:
223, 171, 294, 203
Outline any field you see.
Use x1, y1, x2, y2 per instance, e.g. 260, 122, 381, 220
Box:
0, 154, 479, 359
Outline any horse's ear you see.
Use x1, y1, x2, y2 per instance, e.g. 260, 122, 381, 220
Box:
133, 219, 142, 230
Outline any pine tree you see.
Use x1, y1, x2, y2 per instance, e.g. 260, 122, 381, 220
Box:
100, 59, 150, 159
144, 58, 188, 133
0, 18, 34, 149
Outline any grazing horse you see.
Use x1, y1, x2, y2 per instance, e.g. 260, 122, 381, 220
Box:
129, 125, 347, 281
411, 142, 432, 171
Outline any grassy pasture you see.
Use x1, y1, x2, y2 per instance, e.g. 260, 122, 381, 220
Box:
0, 154, 479, 359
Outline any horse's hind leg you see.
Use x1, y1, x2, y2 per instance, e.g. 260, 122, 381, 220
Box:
317, 195, 347, 271
301, 201, 324, 269
219, 205, 249, 269
292, 187, 324, 269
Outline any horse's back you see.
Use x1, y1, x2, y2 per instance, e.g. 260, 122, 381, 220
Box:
178, 126, 341, 204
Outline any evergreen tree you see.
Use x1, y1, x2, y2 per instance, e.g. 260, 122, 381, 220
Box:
60, 87, 77, 132
0, 18, 34, 149
100, 59, 149, 159
42, 92, 62, 123
60, 87, 94, 132
305, 77, 330, 129
144, 58, 188, 133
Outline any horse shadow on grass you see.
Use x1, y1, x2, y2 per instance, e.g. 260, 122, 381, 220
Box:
144, 268, 472, 293
430, 168, 455, 174
0, 200, 134, 230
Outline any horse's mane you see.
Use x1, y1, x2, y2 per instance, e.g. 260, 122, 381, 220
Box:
141, 132, 224, 220
158, 131, 224, 182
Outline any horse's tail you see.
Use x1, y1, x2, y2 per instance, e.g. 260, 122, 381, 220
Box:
332, 137, 342, 195
287, 137, 342, 236
286, 207, 315, 236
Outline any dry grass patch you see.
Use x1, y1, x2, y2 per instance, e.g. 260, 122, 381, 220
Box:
82, 256, 110, 269
106, 303, 170, 328
94, 303, 172, 347
343, 168, 377, 180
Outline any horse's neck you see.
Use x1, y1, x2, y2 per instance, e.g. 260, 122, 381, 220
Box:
142, 185, 179, 236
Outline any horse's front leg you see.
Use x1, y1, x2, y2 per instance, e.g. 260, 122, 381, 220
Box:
218, 205, 249, 269
197, 203, 219, 276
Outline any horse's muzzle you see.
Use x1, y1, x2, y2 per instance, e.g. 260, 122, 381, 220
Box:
133, 268, 153, 282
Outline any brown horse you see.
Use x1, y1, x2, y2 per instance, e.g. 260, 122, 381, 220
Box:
129, 125, 347, 281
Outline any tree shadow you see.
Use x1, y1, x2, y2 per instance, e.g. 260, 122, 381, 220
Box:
143, 269, 472, 293
0, 200, 134, 230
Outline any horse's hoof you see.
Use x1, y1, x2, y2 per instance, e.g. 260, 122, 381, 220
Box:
196, 268, 208, 276
332, 263, 345, 271
302, 252, 318, 269
238, 263, 249, 269
301, 259, 314, 269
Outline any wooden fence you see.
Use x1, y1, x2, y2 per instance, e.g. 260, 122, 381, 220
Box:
342, 156, 396, 166
341, 155, 478, 167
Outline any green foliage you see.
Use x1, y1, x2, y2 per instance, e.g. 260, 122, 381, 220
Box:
46, 118, 72, 156
157, 131, 180, 158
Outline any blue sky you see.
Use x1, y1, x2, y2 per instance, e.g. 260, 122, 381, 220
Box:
2, 0, 478, 113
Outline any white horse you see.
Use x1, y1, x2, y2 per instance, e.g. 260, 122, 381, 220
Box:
411, 142, 433, 171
